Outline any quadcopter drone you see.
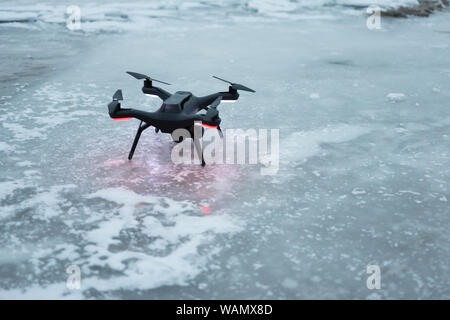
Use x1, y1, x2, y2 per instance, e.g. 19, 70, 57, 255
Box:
108, 71, 255, 166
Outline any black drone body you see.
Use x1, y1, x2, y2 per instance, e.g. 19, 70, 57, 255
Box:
107, 71, 255, 165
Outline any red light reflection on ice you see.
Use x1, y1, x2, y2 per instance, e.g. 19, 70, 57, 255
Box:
201, 205, 211, 215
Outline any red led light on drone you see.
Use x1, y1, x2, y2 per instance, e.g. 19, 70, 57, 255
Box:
201, 123, 218, 129
113, 117, 133, 121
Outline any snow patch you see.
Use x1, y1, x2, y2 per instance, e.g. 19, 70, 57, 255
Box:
387, 93, 406, 103
0, 187, 242, 297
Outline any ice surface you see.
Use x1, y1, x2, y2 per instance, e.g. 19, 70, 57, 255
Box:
0, 0, 424, 32
0, 0, 449, 299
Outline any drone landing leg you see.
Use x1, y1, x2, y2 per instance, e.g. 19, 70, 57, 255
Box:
128, 121, 150, 160
193, 136, 206, 167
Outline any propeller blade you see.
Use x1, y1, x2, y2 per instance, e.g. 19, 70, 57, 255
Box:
210, 96, 222, 109
212, 75, 255, 93
113, 89, 123, 101
126, 71, 171, 85
231, 83, 255, 93
212, 75, 233, 85
126, 71, 148, 80
150, 78, 171, 85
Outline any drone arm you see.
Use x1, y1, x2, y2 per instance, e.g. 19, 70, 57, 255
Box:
197, 91, 239, 111
142, 86, 171, 100
108, 99, 159, 124
107, 91, 158, 123
219, 90, 239, 102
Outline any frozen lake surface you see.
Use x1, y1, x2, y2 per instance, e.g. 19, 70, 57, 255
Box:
0, 1, 449, 299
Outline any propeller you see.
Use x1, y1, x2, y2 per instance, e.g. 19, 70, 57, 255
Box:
212, 76, 255, 93
126, 71, 171, 85
113, 89, 123, 101
109, 89, 123, 116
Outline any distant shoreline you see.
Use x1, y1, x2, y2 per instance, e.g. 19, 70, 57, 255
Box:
382, 0, 449, 18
